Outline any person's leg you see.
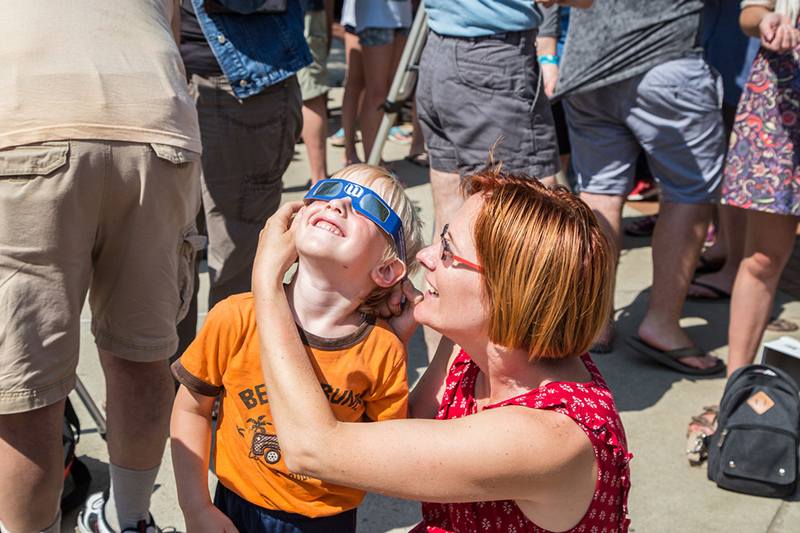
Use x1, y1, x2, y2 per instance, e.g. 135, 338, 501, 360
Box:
342, 31, 365, 166
577, 192, 625, 348
637, 200, 722, 370
100, 352, 174, 529
727, 211, 798, 375
302, 94, 329, 185
298, 9, 331, 185
0, 141, 102, 533
690, 201, 747, 297
82, 141, 203, 530
359, 40, 395, 162
628, 54, 726, 368
0, 401, 65, 533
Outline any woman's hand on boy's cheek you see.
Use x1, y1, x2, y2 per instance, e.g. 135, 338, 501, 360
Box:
253, 201, 303, 285
385, 279, 423, 347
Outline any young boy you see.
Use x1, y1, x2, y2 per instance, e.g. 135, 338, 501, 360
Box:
170, 164, 424, 533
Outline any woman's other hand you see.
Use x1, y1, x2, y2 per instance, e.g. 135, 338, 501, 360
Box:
381, 279, 423, 346
759, 12, 800, 53
253, 201, 303, 287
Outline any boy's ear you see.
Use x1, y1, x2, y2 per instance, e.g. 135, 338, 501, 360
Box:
370, 258, 406, 288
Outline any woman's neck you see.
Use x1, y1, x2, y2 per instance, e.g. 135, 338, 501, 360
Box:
469, 343, 592, 408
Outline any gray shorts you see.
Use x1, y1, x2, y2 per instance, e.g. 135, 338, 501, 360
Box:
189, 74, 302, 306
416, 29, 559, 178
564, 53, 725, 203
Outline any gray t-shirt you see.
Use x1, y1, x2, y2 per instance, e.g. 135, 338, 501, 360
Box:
554, 0, 704, 99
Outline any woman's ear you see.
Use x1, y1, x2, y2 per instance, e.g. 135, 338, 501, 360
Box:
370, 258, 406, 288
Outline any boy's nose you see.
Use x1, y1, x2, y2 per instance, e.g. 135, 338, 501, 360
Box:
326, 196, 351, 215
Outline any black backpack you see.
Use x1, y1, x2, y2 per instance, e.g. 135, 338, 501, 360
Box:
62, 398, 92, 512
708, 364, 800, 498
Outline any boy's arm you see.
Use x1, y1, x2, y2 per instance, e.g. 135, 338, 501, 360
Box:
171, 386, 239, 533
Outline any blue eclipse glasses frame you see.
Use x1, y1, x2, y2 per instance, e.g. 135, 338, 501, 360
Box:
303, 179, 407, 267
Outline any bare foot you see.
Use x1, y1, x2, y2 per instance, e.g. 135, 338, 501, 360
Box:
637, 322, 722, 370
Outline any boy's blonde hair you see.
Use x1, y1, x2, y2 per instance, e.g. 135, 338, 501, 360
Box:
330, 164, 424, 315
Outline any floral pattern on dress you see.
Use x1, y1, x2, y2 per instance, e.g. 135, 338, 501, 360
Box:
409, 352, 632, 533
721, 29, 800, 216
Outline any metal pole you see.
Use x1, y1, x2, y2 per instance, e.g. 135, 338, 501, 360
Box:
367, 4, 429, 166
74, 375, 107, 439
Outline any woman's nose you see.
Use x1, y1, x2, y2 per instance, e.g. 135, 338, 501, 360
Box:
417, 243, 438, 271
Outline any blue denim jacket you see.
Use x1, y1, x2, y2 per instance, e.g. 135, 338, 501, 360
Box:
191, 0, 311, 98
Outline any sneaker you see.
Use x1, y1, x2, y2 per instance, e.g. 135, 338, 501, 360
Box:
387, 126, 412, 145
78, 491, 162, 533
328, 127, 345, 147
626, 177, 658, 201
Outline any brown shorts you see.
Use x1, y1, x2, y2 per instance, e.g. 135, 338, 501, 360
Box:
0, 141, 203, 414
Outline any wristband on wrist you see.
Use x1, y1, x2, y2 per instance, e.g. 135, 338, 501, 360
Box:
538, 54, 559, 66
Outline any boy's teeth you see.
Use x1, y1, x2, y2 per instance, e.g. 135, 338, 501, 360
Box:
315, 221, 341, 236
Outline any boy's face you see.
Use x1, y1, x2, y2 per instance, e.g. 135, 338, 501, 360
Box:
295, 177, 394, 275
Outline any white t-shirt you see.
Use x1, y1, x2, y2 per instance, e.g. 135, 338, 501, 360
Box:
0, 0, 201, 152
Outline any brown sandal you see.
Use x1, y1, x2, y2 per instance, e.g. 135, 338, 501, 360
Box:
686, 405, 718, 467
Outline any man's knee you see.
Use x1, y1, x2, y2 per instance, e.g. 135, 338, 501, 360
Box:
0, 400, 65, 533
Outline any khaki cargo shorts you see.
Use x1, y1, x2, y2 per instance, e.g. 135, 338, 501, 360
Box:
0, 140, 203, 414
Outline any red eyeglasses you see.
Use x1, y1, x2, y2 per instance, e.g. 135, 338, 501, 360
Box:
440, 224, 483, 272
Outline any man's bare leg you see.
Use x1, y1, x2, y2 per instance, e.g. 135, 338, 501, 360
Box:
638, 200, 721, 370
0, 399, 65, 532
302, 94, 329, 185
99, 349, 174, 528
579, 192, 625, 347
689, 204, 746, 297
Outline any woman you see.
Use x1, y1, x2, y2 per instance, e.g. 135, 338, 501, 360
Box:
252, 168, 631, 532
686, 0, 800, 457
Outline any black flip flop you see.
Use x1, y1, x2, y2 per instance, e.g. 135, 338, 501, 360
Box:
627, 337, 726, 375
695, 256, 723, 275
687, 280, 730, 301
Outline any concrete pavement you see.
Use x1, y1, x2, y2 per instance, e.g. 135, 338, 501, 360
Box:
59, 40, 800, 533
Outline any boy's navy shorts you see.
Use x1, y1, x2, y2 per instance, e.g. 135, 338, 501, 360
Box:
214, 483, 358, 533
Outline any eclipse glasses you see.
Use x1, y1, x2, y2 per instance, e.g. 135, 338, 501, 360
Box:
303, 179, 407, 267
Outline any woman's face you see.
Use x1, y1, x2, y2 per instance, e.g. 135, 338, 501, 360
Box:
413, 194, 489, 340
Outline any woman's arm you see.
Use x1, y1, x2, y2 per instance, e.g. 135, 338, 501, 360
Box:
407, 336, 457, 419
171, 386, 239, 533
741, 5, 800, 52
252, 204, 597, 512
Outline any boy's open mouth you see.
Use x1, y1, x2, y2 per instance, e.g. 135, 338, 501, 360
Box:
312, 217, 343, 237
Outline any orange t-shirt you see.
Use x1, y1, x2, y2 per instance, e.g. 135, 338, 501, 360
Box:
172, 293, 408, 518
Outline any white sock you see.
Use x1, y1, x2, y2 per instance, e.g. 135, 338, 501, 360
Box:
105, 463, 159, 531
0, 510, 60, 533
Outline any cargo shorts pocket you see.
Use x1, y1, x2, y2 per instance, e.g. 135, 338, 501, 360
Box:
0, 142, 70, 179
177, 227, 207, 323
150, 143, 201, 167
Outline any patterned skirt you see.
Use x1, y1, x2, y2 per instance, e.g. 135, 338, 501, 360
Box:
721, 35, 800, 216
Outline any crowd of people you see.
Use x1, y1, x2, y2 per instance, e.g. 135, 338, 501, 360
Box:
1, 0, 798, 532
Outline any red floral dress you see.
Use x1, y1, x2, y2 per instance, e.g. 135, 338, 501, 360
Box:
410, 351, 631, 533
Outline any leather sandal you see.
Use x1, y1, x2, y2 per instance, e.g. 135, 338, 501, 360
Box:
686, 405, 718, 467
